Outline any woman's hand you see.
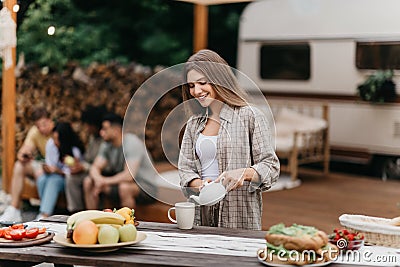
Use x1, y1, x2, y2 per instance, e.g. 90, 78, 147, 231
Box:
42, 164, 60, 174
188, 178, 212, 191
216, 168, 257, 192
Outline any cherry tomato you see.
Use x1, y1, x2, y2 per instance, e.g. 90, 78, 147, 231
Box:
334, 233, 340, 241
26, 228, 39, 239
4, 232, 13, 240
9, 229, 26, 241
349, 233, 355, 241
0, 228, 5, 238
0, 227, 10, 238
11, 223, 25, 229
3, 227, 12, 237
330, 228, 364, 243
38, 227, 46, 234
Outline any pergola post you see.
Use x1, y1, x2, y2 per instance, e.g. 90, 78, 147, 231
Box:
193, 4, 208, 52
2, 0, 16, 193
179, 0, 252, 52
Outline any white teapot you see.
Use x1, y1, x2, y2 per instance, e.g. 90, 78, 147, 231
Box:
189, 181, 226, 206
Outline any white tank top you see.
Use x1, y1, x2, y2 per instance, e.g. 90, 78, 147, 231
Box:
195, 133, 219, 181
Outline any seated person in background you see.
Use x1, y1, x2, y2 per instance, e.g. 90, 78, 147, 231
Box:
65, 105, 107, 213
83, 113, 158, 210
36, 122, 85, 219
0, 107, 54, 222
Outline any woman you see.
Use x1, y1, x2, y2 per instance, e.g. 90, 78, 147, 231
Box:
178, 49, 280, 230
36, 122, 85, 219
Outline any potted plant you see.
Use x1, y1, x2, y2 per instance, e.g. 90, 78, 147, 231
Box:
357, 70, 397, 103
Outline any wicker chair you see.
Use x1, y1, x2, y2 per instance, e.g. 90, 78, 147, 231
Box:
271, 101, 330, 181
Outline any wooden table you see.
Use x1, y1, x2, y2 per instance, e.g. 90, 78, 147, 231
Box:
0, 217, 379, 267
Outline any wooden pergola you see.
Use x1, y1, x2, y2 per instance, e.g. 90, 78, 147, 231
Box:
176, 0, 253, 52
2, 0, 16, 192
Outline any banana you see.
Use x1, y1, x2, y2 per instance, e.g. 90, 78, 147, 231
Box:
95, 223, 122, 229
67, 210, 125, 230
88, 215, 125, 225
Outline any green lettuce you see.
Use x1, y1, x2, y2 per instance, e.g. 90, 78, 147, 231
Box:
268, 223, 318, 237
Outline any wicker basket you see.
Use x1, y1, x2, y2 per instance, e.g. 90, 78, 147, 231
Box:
339, 214, 400, 248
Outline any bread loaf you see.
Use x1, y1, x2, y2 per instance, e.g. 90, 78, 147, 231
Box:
390, 216, 400, 226
259, 223, 338, 266
266, 230, 328, 251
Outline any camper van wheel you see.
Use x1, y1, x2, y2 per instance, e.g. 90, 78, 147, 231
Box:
370, 155, 387, 178
381, 157, 400, 181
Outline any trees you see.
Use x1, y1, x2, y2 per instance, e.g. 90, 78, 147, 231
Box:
18, 0, 126, 70
15, 0, 247, 69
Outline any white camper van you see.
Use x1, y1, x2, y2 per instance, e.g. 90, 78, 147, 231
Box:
237, 0, 400, 176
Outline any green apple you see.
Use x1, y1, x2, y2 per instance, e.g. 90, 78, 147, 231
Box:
98, 225, 119, 244
118, 224, 137, 242
64, 156, 75, 167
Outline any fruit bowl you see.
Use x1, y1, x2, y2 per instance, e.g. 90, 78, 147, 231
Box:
329, 228, 364, 251
53, 231, 147, 253
329, 238, 364, 250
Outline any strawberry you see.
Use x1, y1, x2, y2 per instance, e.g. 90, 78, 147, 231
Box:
347, 233, 355, 241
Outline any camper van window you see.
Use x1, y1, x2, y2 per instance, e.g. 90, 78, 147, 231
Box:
260, 44, 310, 80
356, 42, 400, 70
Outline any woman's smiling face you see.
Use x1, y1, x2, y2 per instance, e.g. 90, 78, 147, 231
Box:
187, 69, 219, 108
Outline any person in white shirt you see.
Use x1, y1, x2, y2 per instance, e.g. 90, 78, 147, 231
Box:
36, 122, 85, 219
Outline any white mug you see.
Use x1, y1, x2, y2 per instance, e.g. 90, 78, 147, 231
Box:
167, 202, 195, 229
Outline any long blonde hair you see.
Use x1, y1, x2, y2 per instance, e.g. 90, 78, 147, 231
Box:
182, 49, 248, 115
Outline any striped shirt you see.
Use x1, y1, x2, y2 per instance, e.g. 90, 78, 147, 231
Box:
178, 104, 280, 230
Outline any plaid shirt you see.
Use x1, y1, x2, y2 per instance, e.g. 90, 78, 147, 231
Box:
178, 104, 280, 230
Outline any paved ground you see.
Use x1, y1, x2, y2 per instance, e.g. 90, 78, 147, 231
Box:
0, 187, 39, 223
